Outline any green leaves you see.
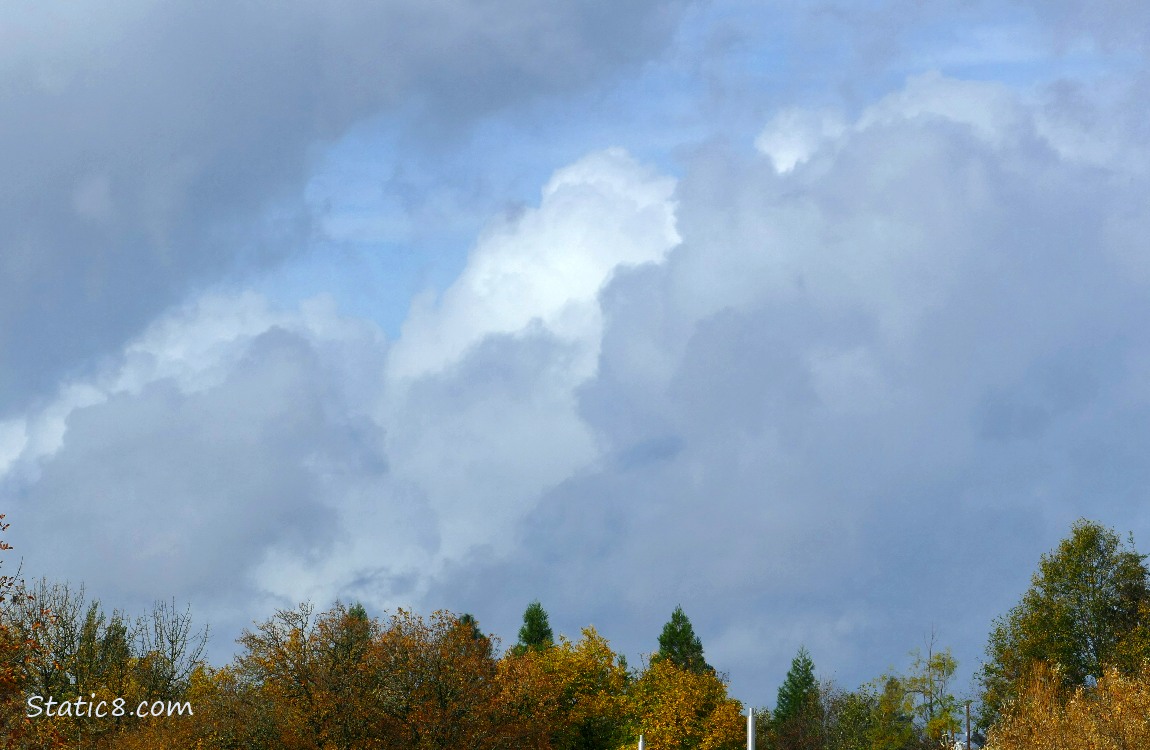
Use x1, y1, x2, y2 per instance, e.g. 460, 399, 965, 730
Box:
656, 606, 712, 675
904, 638, 960, 743
774, 646, 818, 730
770, 647, 823, 750
515, 601, 555, 655
979, 519, 1150, 728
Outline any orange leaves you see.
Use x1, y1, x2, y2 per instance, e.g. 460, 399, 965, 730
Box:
987, 663, 1150, 750
232, 604, 547, 750
0, 518, 69, 750
227, 607, 748, 750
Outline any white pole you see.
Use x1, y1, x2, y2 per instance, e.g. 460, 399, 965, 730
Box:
638, 733, 645, 750
747, 707, 755, 750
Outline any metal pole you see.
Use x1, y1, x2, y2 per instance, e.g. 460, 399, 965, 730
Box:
638, 733, 645, 750
747, 707, 755, 750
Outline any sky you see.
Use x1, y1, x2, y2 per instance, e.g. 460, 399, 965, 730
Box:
3, 0, 1150, 708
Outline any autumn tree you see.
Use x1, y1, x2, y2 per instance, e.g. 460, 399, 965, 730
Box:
657, 606, 711, 675
866, 676, 920, 750
979, 519, 1150, 727
372, 608, 537, 749
236, 601, 326, 748
0, 518, 67, 750
133, 597, 209, 701
4, 580, 208, 747
852, 640, 962, 750
630, 654, 744, 750
546, 627, 630, 750
92, 664, 261, 750
987, 662, 1150, 750
904, 634, 960, 744
236, 601, 389, 749
515, 601, 555, 655
312, 601, 383, 748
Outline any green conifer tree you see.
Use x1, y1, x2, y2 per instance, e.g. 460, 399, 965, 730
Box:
772, 646, 822, 749
656, 605, 712, 673
459, 613, 483, 641
514, 600, 554, 654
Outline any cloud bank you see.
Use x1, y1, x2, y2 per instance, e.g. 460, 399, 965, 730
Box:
5, 0, 1150, 705
0, 0, 684, 411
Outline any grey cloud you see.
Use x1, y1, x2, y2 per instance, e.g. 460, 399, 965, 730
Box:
0, 0, 686, 413
1014, 0, 1150, 54
10, 0, 1150, 704
16, 327, 338, 593
426, 78, 1150, 702
6, 320, 428, 661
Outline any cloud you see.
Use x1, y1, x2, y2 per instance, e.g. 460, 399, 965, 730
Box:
756, 109, 847, 174
382, 148, 679, 561
3, 146, 680, 658
427, 70, 1150, 700
6, 13, 1150, 704
2, 294, 409, 647
388, 148, 679, 380
1014, 0, 1150, 54
0, 0, 686, 413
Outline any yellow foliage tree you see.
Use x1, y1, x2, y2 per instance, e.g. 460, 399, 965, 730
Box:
0, 516, 68, 750
630, 655, 744, 750
500, 626, 632, 750
987, 662, 1150, 750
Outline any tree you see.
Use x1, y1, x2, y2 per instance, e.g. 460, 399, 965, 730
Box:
502, 626, 632, 750
904, 633, 960, 744
459, 613, 493, 657
987, 662, 1150, 750
867, 676, 920, 750
979, 518, 1150, 727
0, 518, 67, 750
771, 647, 822, 750
372, 608, 534, 749
630, 654, 743, 750
459, 613, 482, 640
515, 601, 554, 654
656, 606, 711, 674
818, 683, 875, 750
134, 597, 209, 700
236, 601, 324, 748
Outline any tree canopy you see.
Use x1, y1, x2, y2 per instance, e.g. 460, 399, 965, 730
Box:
656, 605, 711, 674
771, 646, 822, 749
515, 600, 555, 654
8, 514, 1150, 749
979, 519, 1150, 726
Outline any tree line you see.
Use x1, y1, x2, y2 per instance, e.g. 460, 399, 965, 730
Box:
0, 514, 1148, 748
747, 518, 1150, 750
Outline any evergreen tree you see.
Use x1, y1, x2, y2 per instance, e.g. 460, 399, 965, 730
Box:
772, 646, 822, 749
656, 605, 711, 673
775, 647, 818, 725
459, 612, 494, 658
514, 600, 554, 654
459, 613, 483, 640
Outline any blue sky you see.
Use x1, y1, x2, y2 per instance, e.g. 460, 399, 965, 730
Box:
3, 0, 1150, 709
260, 0, 1130, 334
